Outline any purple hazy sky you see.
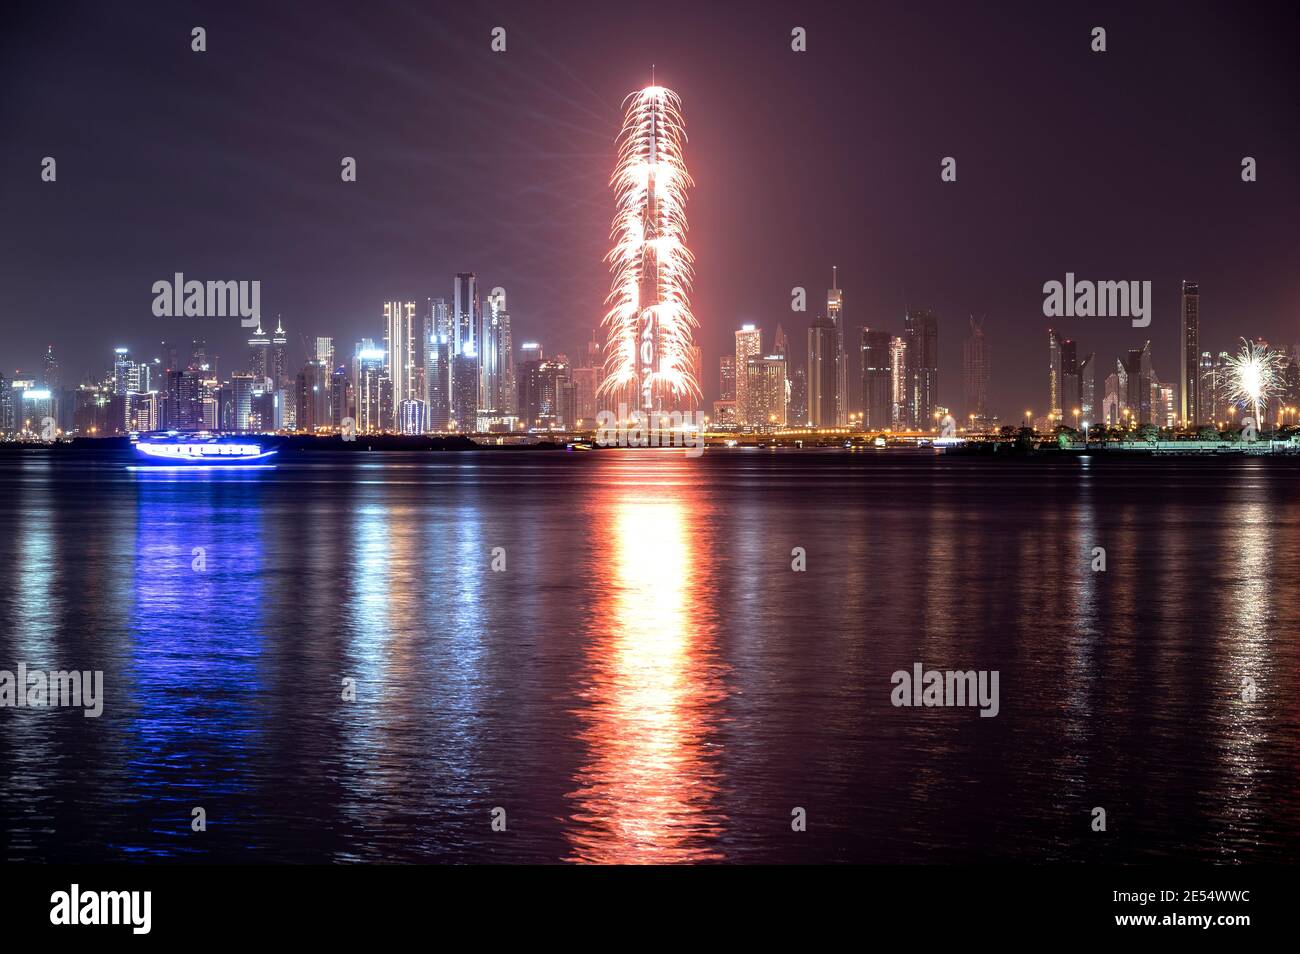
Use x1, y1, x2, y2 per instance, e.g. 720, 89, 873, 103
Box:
2, 0, 1298, 417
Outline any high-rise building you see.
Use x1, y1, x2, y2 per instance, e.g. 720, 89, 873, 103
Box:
0, 374, 12, 434
1180, 280, 1200, 426
113, 348, 138, 395
807, 314, 838, 428
827, 268, 846, 425
1079, 352, 1096, 423
1104, 364, 1124, 426
451, 352, 478, 431
453, 273, 478, 360
745, 354, 788, 428
890, 336, 907, 427
861, 329, 894, 431
295, 360, 330, 432
1123, 342, 1154, 424
41, 345, 58, 393
518, 358, 571, 429
353, 342, 390, 434
773, 323, 789, 358
961, 317, 989, 426
571, 366, 598, 429
478, 293, 504, 416
383, 300, 418, 409
599, 84, 700, 415
247, 321, 270, 384
1197, 351, 1217, 428
719, 355, 736, 402
734, 325, 761, 424
1048, 329, 1062, 418
904, 309, 938, 429
270, 318, 288, 388
499, 307, 515, 416
426, 334, 451, 431
789, 365, 808, 427
1060, 339, 1080, 425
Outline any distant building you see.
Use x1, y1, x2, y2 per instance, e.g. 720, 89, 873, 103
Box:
1180, 280, 1200, 426
904, 309, 938, 429
961, 317, 989, 427
827, 268, 846, 425
719, 354, 736, 402
745, 354, 788, 428
734, 325, 761, 424
861, 328, 894, 431
807, 313, 838, 427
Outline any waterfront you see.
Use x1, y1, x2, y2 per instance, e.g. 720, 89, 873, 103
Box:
1, 449, 1297, 863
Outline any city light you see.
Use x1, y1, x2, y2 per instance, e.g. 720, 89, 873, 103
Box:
599, 82, 700, 412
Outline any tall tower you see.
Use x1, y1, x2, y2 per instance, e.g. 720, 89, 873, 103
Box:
599, 80, 700, 414
734, 324, 761, 424
1048, 328, 1062, 417
962, 317, 989, 426
247, 321, 270, 384
827, 267, 846, 424
904, 309, 938, 429
384, 300, 417, 407
807, 314, 838, 427
271, 316, 288, 387
1180, 280, 1200, 427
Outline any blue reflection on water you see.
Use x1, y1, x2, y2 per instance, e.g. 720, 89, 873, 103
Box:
114, 469, 270, 856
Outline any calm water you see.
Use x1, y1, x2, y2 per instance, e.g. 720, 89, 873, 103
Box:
0, 447, 1297, 864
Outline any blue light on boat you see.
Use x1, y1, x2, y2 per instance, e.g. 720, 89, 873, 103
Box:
132, 434, 278, 466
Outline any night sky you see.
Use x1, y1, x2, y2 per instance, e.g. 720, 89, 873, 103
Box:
2, 0, 1297, 418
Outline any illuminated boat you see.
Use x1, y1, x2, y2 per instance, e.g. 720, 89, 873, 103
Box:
132, 432, 277, 466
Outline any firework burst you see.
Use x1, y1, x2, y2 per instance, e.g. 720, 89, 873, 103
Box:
599, 83, 701, 411
1222, 337, 1285, 431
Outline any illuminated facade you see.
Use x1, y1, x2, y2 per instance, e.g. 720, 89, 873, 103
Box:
599, 82, 700, 414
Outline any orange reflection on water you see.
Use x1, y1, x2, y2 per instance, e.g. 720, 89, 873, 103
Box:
566, 488, 727, 863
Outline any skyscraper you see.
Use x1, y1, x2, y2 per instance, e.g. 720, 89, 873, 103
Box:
41, 345, 58, 393
353, 341, 390, 434
1180, 280, 1200, 426
248, 321, 270, 384
1123, 341, 1154, 424
827, 268, 846, 425
1060, 338, 1080, 424
453, 274, 478, 358
719, 355, 735, 402
890, 336, 907, 427
271, 318, 288, 388
598, 84, 700, 415
962, 317, 989, 426
734, 325, 761, 424
745, 354, 788, 428
1048, 328, 1062, 418
384, 300, 418, 408
904, 309, 938, 429
861, 329, 893, 431
1079, 352, 1096, 423
807, 314, 838, 427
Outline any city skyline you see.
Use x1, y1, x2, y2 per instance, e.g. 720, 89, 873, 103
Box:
3, 2, 1298, 421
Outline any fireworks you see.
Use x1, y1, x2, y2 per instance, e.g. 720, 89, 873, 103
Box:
1222, 337, 1285, 431
599, 82, 701, 412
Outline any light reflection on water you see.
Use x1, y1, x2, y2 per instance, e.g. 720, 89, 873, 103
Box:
566, 490, 728, 863
0, 449, 1297, 863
